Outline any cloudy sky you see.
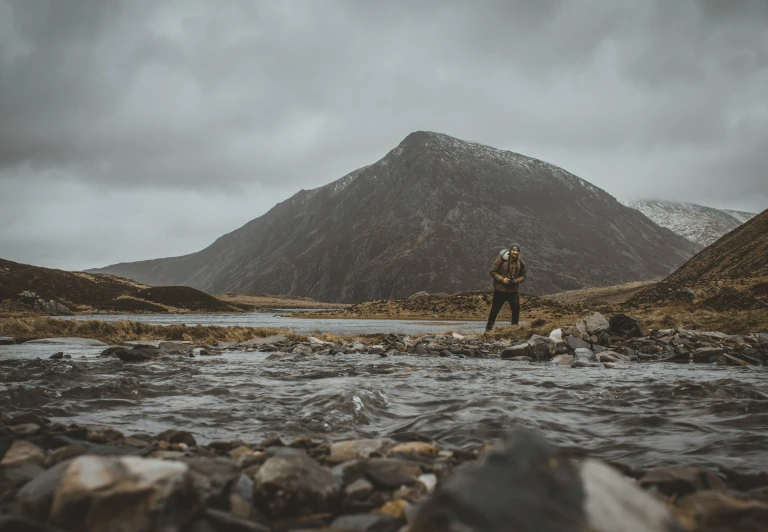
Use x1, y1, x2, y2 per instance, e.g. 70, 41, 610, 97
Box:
1, 0, 766, 270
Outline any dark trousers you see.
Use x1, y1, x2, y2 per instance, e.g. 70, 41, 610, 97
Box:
486, 290, 520, 330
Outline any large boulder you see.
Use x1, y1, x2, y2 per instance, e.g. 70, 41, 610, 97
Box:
583, 313, 610, 336
409, 428, 682, 532
609, 314, 649, 337
501, 343, 531, 359
22, 455, 200, 531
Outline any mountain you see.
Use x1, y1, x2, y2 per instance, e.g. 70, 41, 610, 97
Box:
628, 208, 768, 309
0, 258, 241, 313
623, 200, 756, 246
90, 131, 700, 302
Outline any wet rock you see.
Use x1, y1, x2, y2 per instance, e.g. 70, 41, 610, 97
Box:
573, 348, 596, 363
158, 429, 198, 447
328, 439, 392, 464
0, 441, 45, 468
0, 337, 15, 345
365, 468, 417, 490
551, 354, 574, 366
387, 442, 437, 458
201, 507, 271, 532
580, 459, 682, 532
409, 428, 587, 532
8, 424, 41, 437
114, 346, 163, 363
565, 335, 590, 350
183, 457, 241, 509
639, 465, 726, 498
595, 351, 630, 363
48, 352, 64, 360
609, 314, 649, 337
99, 346, 123, 357
331, 513, 402, 532
500, 343, 530, 359
692, 347, 723, 363
717, 353, 750, 367
239, 335, 289, 348
584, 312, 610, 335
44, 445, 88, 468
344, 478, 374, 501
527, 334, 555, 361
158, 341, 194, 354
332, 458, 423, 486
45, 455, 199, 531
15, 460, 72, 523
253, 448, 341, 518
674, 490, 768, 532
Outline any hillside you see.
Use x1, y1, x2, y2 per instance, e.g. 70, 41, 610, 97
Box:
629, 209, 768, 310
90, 131, 700, 303
0, 258, 241, 313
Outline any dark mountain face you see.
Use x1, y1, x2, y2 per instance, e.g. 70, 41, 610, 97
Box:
91, 131, 700, 302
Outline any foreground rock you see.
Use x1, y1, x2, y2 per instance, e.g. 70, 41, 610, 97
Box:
1, 418, 766, 531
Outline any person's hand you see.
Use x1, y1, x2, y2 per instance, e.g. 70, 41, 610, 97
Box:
503, 278, 511, 284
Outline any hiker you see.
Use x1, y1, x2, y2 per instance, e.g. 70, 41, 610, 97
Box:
486, 243, 527, 331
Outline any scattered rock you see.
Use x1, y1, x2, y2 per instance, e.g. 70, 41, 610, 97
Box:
0, 441, 45, 468
609, 314, 649, 337
328, 439, 392, 464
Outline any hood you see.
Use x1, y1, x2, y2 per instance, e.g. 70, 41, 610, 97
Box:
500, 249, 521, 261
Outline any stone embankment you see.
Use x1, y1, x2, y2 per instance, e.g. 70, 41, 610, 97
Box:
2, 416, 768, 531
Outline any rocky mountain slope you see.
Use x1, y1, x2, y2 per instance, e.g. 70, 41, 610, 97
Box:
0, 258, 241, 313
91, 131, 700, 302
623, 200, 756, 246
629, 208, 768, 310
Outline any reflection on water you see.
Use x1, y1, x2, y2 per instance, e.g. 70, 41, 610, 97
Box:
1, 342, 767, 473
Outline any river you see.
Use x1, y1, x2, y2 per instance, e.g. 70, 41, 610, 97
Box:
1, 314, 766, 474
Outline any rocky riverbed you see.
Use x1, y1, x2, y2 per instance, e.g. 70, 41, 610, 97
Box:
1, 312, 767, 530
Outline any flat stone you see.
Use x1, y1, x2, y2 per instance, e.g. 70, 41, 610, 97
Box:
239, 335, 289, 348
158, 341, 193, 354
0, 441, 45, 468
328, 438, 392, 464
566, 336, 591, 350
115, 347, 163, 363
717, 353, 750, 367
0, 336, 15, 345
501, 343, 530, 359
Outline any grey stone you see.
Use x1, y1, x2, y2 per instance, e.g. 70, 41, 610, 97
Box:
115, 346, 163, 363
0, 336, 15, 345
609, 314, 649, 337
410, 428, 587, 532
595, 351, 630, 363
238, 335, 289, 348
565, 336, 591, 350
551, 354, 574, 366
528, 334, 555, 361
584, 312, 610, 335
501, 343, 531, 359
692, 347, 723, 363
253, 448, 341, 518
573, 348, 596, 363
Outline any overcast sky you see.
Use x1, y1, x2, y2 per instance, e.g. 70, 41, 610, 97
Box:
1, 0, 766, 271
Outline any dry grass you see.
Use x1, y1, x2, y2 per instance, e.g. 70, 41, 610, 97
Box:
215, 293, 348, 310
544, 281, 656, 305
0, 317, 302, 345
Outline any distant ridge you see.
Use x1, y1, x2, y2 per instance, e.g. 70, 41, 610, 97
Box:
624, 199, 756, 246
90, 131, 700, 302
0, 258, 240, 313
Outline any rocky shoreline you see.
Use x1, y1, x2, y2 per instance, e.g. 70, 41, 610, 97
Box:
2, 412, 768, 531
60, 311, 766, 368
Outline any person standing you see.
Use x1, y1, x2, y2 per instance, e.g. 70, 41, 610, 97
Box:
486, 243, 527, 331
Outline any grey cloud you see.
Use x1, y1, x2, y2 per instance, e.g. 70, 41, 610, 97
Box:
0, 0, 766, 269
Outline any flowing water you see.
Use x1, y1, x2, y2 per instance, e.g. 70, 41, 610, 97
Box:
2, 316, 767, 473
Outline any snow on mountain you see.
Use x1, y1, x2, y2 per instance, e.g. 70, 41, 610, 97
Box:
623, 200, 757, 247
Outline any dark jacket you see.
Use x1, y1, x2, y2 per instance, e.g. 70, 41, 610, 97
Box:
490, 250, 527, 293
